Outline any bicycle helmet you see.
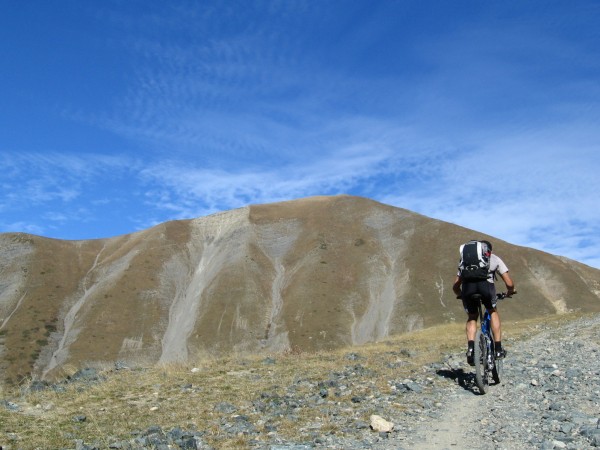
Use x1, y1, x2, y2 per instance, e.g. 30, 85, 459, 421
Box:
482, 240, 492, 255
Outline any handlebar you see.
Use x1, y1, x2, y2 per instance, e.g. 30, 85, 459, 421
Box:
456, 291, 517, 300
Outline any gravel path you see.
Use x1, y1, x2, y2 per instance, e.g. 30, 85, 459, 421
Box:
381, 313, 600, 450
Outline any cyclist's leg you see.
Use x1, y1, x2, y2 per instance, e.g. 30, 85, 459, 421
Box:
483, 282, 505, 357
461, 282, 479, 341
461, 282, 479, 364
489, 282, 501, 342
489, 310, 501, 341
490, 310, 506, 357
466, 313, 478, 341
480, 282, 499, 336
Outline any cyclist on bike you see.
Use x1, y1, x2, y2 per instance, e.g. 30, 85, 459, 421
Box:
452, 240, 515, 365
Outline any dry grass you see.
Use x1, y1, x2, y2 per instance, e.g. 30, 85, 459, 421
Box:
0, 312, 588, 449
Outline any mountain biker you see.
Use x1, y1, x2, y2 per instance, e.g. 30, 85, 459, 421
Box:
452, 240, 515, 365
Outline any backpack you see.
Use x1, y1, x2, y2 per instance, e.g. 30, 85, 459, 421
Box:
458, 240, 491, 281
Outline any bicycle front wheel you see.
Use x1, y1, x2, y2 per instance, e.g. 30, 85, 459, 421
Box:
491, 339, 502, 384
492, 357, 502, 384
474, 329, 490, 394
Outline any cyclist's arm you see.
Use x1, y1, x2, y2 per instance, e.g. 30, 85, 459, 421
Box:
452, 276, 462, 298
500, 272, 515, 296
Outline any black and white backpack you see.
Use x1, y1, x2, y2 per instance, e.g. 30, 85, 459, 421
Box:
458, 240, 491, 281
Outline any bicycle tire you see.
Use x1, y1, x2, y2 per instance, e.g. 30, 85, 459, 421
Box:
491, 336, 502, 384
474, 329, 489, 394
492, 358, 502, 384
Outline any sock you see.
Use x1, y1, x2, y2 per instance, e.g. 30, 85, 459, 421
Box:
468, 340, 474, 351
495, 341, 502, 352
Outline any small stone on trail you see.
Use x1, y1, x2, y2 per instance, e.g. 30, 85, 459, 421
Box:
370, 414, 394, 433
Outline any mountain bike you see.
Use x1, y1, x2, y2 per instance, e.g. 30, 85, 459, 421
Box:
472, 292, 513, 394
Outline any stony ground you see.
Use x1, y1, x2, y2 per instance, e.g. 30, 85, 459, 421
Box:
2, 313, 599, 449
388, 313, 600, 450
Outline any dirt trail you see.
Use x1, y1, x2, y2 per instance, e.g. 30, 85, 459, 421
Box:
411, 392, 480, 449
381, 315, 600, 450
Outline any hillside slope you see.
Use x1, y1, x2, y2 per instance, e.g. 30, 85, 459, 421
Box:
1, 195, 599, 384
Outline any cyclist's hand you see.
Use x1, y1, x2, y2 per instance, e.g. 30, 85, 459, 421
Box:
506, 289, 517, 297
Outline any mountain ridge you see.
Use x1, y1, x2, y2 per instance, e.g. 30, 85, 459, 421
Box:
1, 195, 599, 385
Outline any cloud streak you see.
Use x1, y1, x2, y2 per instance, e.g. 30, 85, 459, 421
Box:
380, 121, 600, 268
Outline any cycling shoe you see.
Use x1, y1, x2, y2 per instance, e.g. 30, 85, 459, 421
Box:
495, 349, 507, 359
466, 348, 475, 366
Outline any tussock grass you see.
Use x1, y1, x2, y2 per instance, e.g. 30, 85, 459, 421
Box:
0, 312, 588, 449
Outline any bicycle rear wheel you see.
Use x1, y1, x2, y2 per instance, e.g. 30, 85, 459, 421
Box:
474, 329, 490, 394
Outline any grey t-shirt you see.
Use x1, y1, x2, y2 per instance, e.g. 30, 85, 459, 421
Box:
458, 253, 509, 283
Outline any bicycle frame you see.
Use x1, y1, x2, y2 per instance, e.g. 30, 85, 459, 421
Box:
478, 303, 495, 371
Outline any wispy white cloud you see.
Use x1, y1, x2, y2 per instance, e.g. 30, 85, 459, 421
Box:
0, 152, 138, 235
1, 154, 81, 206
380, 120, 600, 267
138, 135, 396, 218
90, 3, 402, 166
0, 221, 45, 236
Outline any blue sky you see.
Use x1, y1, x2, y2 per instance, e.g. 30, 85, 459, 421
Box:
1, 1, 599, 269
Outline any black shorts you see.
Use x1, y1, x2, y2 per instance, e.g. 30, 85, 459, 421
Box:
461, 280, 497, 314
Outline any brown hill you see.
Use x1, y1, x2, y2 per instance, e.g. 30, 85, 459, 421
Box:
1, 195, 599, 385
